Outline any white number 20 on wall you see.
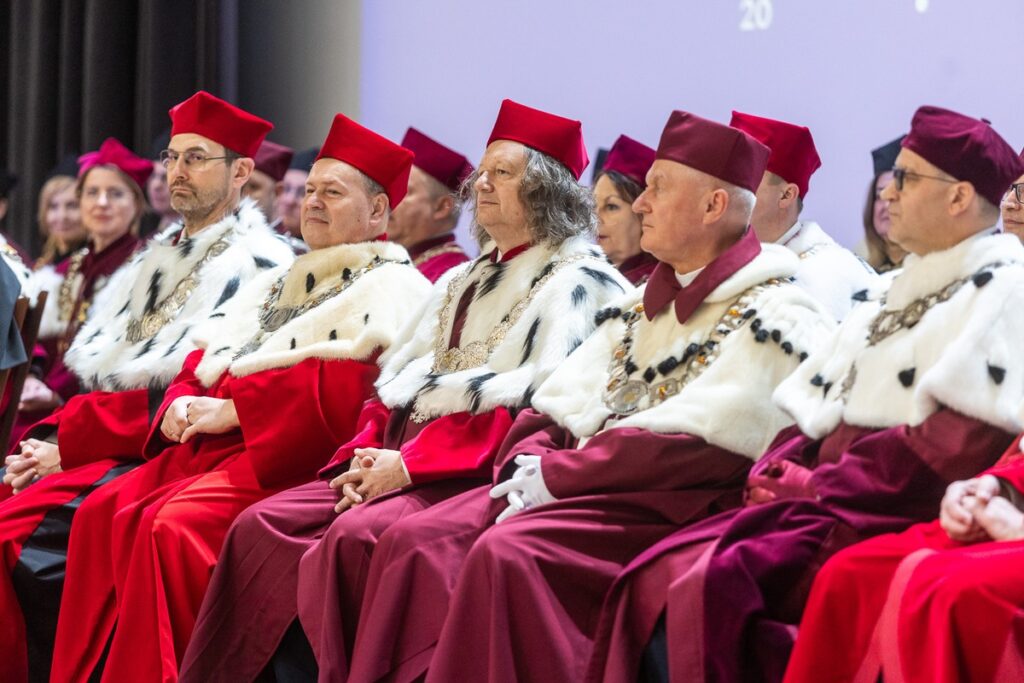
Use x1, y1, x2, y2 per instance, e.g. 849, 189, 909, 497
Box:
739, 0, 773, 31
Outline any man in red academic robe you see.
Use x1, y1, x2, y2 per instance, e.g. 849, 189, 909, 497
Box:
0, 91, 294, 683
179, 98, 631, 683
340, 110, 834, 683
783, 158, 1024, 683
388, 127, 473, 282
48, 113, 432, 683
586, 106, 1024, 683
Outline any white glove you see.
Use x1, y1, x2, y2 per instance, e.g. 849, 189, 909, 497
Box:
490, 454, 556, 523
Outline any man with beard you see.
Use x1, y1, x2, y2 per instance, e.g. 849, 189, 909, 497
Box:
0, 90, 294, 682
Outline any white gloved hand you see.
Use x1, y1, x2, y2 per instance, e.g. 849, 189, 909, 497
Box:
490, 454, 556, 523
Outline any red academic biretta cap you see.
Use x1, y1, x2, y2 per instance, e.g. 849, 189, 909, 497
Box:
78, 137, 153, 190
401, 128, 474, 192
656, 110, 770, 194
902, 105, 1024, 207
316, 113, 414, 208
254, 140, 294, 182
169, 91, 273, 158
602, 135, 656, 187
487, 99, 589, 180
729, 111, 821, 198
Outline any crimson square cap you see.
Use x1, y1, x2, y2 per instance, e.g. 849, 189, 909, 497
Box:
902, 106, 1024, 207
487, 99, 589, 180
656, 110, 769, 194
729, 111, 821, 198
602, 135, 656, 187
401, 128, 474, 192
78, 137, 153, 190
169, 91, 273, 158
316, 113, 414, 208
254, 140, 294, 182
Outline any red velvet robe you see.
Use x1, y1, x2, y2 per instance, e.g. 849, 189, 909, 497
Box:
408, 233, 469, 283
785, 437, 1024, 683
48, 348, 379, 683
585, 410, 1013, 683
617, 251, 658, 286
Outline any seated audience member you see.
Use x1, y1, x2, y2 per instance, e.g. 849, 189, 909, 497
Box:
0, 169, 30, 263
586, 106, 1024, 683
859, 136, 908, 272
32, 168, 86, 269
246, 139, 306, 255
730, 111, 878, 320
141, 129, 181, 239
275, 147, 317, 242
180, 98, 630, 683
593, 134, 658, 284
388, 128, 473, 281
48, 113, 431, 683
0, 90, 293, 683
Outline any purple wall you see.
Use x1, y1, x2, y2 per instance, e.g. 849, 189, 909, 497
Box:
360, 0, 1021, 251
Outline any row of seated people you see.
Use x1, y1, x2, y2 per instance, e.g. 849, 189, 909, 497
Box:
0, 89, 1021, 683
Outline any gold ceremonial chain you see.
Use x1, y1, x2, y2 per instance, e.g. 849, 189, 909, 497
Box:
412, 243, 464, 267
56, 247, 89, 323
232, 255, 408, 360
125, 236, 231, 343
409, 253, 602, 423
602, 281, 781, 417
838, 261, 1009, 398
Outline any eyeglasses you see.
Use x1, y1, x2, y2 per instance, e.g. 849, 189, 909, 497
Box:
159, 149, 231, 170
1006, 183, 1024, 204
891, 166, 959, 192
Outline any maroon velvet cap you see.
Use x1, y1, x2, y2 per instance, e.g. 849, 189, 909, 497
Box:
487, 99, 589, 180
601, 135, 656, 187
401, 128, 474, 192
254, 140, 294, 182
316, 113, 414, 208
655, 110, 769, 194
729, 111, 821, 197
169, 91, 273, 158
78, 137, 153, 190
902, 106, 1024, 207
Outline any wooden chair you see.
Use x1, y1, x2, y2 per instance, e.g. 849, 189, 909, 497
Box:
0, 291, 48, 452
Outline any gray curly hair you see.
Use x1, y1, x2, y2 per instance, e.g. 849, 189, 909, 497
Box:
462, 146, 596, 248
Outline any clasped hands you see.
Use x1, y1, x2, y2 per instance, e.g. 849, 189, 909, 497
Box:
940, 475, 1024, 543
330, 448, 411, 514
3, 439, 62, 493
160, 396, 239, 444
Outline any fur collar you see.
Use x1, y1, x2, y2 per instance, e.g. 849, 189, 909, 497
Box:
782, 220, 879, 321
375, 235, 631, 418
191, 240, 429, 386
533, 246, 834, 459
31, 265, 65, 339
775, 231, 1024, 438
65, 199, 295, 391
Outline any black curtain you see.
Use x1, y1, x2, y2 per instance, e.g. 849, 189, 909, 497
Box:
1, 0, 238, 256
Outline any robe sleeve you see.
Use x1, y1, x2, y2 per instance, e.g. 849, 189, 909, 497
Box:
142, 349, 209, 456
813, 408, 1015, 534
540, 427, 753, 500
987, 434, 1024, 495
317, 398, 391, 479
490, 408, 578, 483
400, 407, 515, 484
229, 356, 379, 488
25, 387, 162, 468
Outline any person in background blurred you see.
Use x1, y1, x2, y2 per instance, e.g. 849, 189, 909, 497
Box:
593, 134, 658, 284
0, 169, 31, 264
275, 147, 317, 241
32, 172, 86, 269
141, 129, 180, 239
999, 150, 1024, 241
859, 136, 907, 272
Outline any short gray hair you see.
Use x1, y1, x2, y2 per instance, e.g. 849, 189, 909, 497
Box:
360, 172, 391, 217
463, 147, 595, 247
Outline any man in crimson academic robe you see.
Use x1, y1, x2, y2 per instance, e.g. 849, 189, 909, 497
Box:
388, 127, 472, 282
783, 154, 1024, 683
47, 112, 432, 683
0, 90, 295, 683
586, 106, 1024, 683
729, 111, 877, 321
342, 110, 835, 683
179, 98, 631, 683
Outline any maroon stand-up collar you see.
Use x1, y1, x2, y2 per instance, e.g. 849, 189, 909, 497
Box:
407, 233, 457, 260
642, 227, 761, 324
488, 242, 531, 263
617, 251, 659, 285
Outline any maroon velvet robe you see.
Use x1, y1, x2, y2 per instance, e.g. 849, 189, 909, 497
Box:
617, 251, 658, 286
408, 233, 469, 283
585, 409, 1013, 683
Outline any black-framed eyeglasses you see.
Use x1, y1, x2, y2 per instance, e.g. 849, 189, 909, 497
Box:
159, 149, 231, 170
891, 166, 959, 191
1007, 182, 1024, 204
